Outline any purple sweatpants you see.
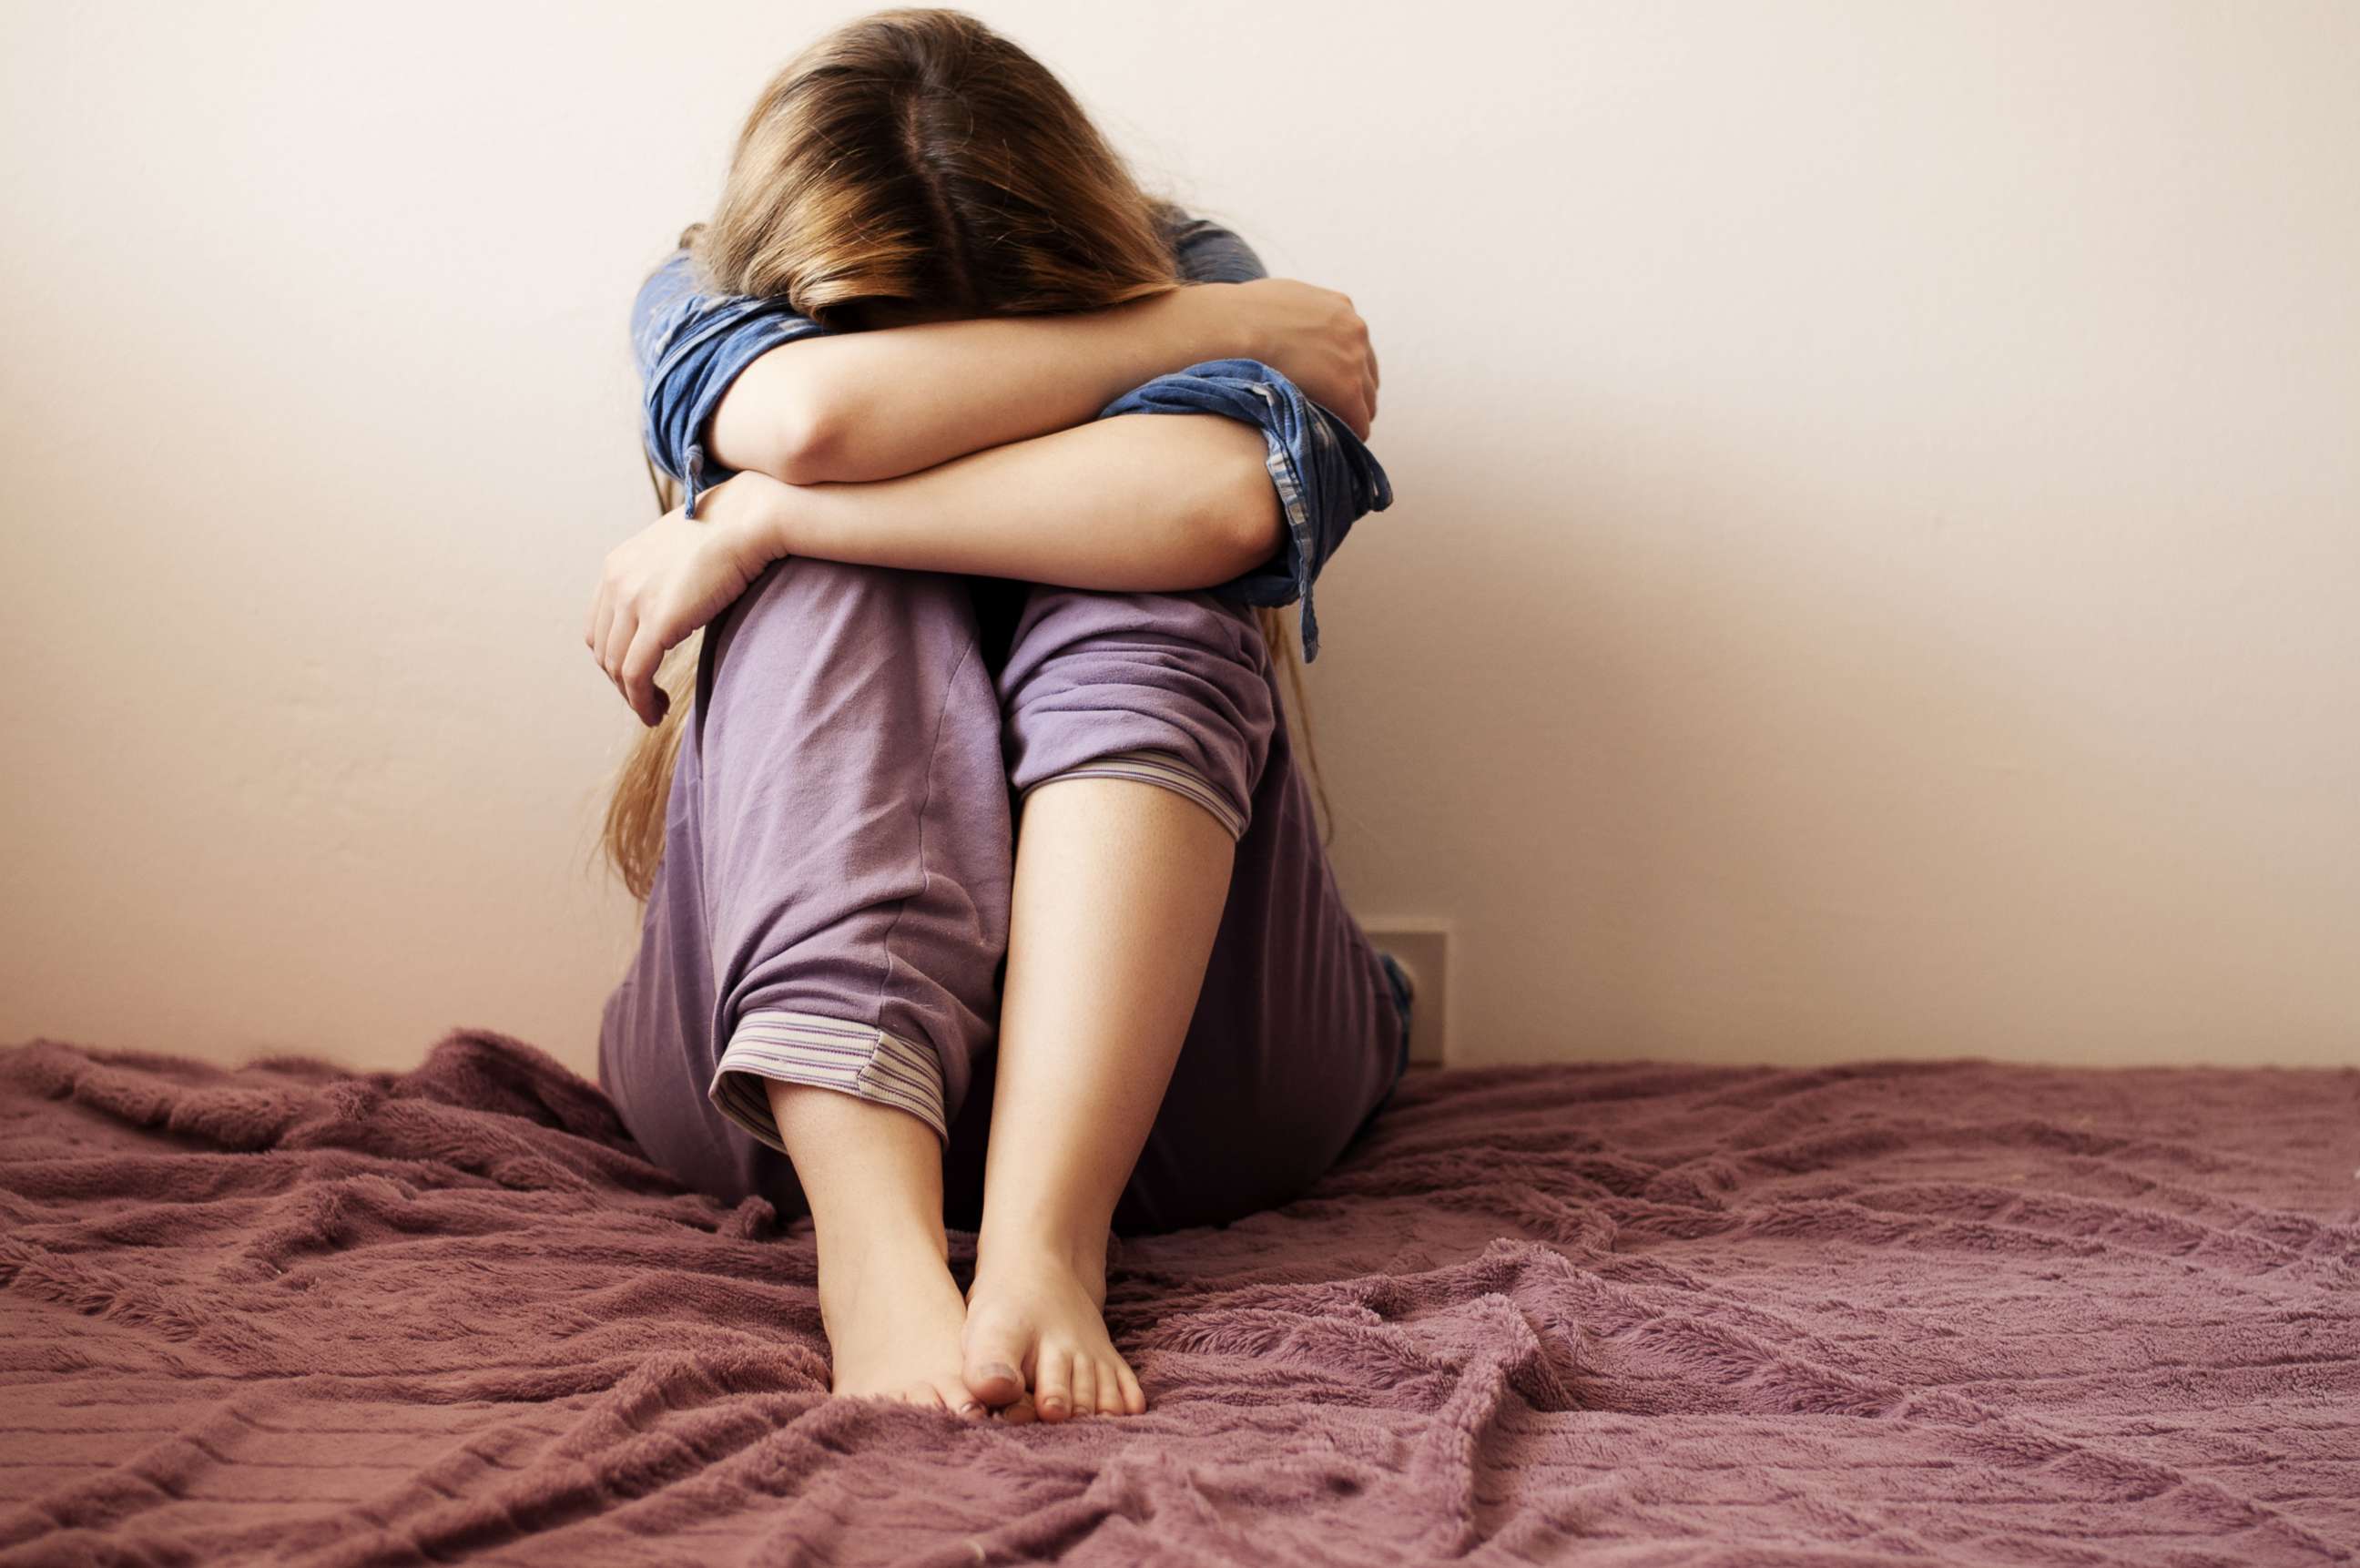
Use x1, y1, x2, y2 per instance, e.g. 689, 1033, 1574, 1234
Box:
596, 555, 1406, 1236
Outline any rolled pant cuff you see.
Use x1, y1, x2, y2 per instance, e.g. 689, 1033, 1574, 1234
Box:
707, 1010, 950, 1149
1016, 748, 1246, 840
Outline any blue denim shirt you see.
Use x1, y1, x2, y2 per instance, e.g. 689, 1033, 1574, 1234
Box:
627, 211, 1392, 660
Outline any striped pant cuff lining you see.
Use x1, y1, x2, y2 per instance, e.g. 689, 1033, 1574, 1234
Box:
707, 1010, 950, 1149
1017, 748, 1245, 840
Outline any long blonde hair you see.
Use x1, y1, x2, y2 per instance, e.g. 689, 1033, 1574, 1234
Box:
604, 6, 1332, 901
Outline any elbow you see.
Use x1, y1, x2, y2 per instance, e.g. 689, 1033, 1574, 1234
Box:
1179, 413, 1284, 582
763, 399, 844, 486
1208, 463, 1286, 582
707, 357, 848, 485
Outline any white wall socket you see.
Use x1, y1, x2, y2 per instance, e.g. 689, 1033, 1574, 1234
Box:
1363, 921, 1450, 1065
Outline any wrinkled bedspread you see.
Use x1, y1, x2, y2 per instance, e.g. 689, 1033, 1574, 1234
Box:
3, 1031, 2355, 1566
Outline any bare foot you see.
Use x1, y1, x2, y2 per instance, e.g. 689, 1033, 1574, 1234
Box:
961, 1235, 1145, 1420
818, 1224, 988, 1416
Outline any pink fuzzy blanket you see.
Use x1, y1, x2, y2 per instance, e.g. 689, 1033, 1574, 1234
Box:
3, 1032, 2355, 1565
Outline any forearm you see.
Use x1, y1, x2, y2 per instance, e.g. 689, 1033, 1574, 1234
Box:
709, 285, 1252, 485
753, 412, 1282, 592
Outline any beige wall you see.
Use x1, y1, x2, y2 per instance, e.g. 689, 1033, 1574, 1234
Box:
3, 2, 2353, 1074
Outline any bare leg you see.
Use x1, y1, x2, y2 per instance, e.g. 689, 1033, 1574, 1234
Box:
763, 1080, 987, 1416
961, 776, 1236, 1420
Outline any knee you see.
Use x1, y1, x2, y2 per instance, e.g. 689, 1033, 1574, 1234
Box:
688, 561, 1005, 850
700, 557, 978, 734
711, 556, 965, 668
996, 589, 1279, 840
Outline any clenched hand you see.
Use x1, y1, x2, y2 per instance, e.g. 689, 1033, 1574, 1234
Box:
1227, 277, 1380, 441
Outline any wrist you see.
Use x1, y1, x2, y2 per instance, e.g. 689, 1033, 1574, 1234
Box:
707, 469, 799, 565
1162, 280, 1256, 368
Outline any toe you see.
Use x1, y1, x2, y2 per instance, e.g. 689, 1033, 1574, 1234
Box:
992, 1395, 1039, 1426
934, 1379, 988, 1419
900, 1382, 948, 1410
961, 1324, 1029, 1409
1094, 1361, 1127, 1417
1068, 1357, 1098, 1420
1114, 1360, 1146, 1416
1034, 1348, 1073, 1423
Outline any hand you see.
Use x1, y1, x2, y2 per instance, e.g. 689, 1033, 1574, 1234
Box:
1225, 277, 1380, 440
586, 470, 789, 726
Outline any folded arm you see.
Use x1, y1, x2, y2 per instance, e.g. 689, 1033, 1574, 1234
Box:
712, 286, 1253, 486
709, 215, 1278, 486
634, 215, 1274, 501
739, 409, 1283, 589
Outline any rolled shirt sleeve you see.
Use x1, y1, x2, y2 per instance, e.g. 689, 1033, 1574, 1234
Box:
629, 250, 829, 519
1164, 211, 1274, 286
1092, 357, 1393, 662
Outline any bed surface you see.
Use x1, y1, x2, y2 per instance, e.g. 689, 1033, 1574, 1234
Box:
3, 1032, 2355, 1566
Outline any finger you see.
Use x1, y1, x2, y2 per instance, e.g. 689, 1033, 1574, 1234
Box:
620, 619, 669, 728
589, 581, 620, 667
600, 602, 639, 698
593, 597, 617, 685
585, 579, 606, 652
1320, 382, 1367, 442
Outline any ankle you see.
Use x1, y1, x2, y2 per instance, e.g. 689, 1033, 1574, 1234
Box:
815, 1212, 949, 1289
975, 1220, 1110, 1286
